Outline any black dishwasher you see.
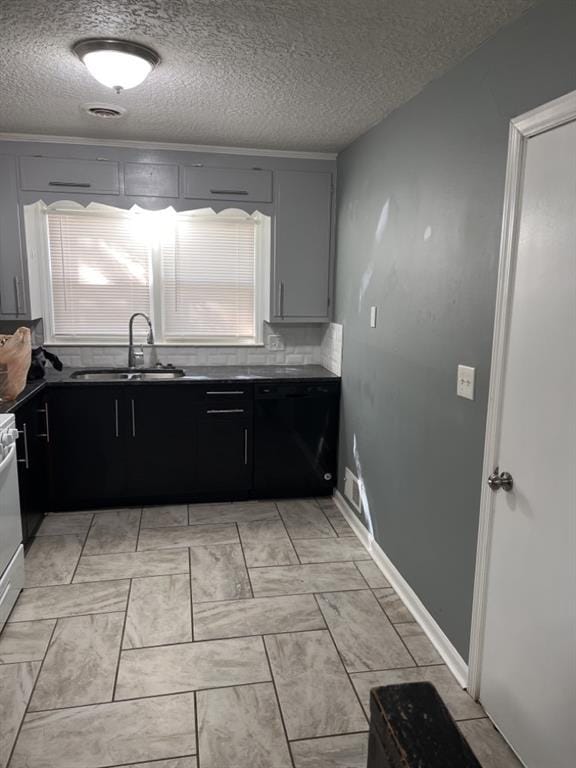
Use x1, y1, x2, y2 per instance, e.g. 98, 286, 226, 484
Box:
254, 381, 340, 497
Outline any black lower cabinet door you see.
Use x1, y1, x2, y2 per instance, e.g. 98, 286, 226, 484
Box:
48, 386, 127, 510
195, 406, 253, 495
124, 385, 199, 502
15, 394, 49, 544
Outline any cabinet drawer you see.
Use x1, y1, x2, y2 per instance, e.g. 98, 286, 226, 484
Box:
182, 167, 272, 203
124, 162, 179, 198
199, 384, 253, 401
19, 157, 120, 194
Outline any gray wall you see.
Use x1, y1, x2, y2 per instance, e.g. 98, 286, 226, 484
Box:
334, 0, 576, 660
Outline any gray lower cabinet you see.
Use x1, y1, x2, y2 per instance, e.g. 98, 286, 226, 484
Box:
272, 170, 333, 322
0, 155, 27, 317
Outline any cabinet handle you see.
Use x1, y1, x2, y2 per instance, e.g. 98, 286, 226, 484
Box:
131, 399, 136, 438
206, 390, 245, 396
206, 409, 245, 414
114, 399, 119, 438
278, 281, 285, 317
48, 181, 91, 188
37, 404, 50, 443
244, 428, 248, 465
17, 424, 29, 469
209, 189, 249, 196
14, 277, 22, 315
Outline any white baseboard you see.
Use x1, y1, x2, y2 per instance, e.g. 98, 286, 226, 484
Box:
333, 489, 469, 689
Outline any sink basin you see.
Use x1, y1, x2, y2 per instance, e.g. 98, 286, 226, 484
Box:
71, 368, 185, 381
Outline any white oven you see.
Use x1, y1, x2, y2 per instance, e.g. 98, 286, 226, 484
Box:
0, 413, 24, 630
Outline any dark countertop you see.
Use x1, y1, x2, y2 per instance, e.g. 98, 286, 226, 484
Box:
0, 364, 339, 413
0, 379, 46, 414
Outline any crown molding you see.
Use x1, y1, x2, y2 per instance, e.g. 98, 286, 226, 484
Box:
0, 132, 337, 160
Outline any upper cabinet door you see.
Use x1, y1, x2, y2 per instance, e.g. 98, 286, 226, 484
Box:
182, 167, 273, 203
0, 155, 27, 317
19, 157, 120, 195
273, 170, 333, 321
124, 162, 179, 198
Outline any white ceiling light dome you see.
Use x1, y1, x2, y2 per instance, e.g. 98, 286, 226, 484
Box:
73, 39, 160, 93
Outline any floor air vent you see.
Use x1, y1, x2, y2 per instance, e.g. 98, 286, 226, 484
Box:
344, 467, 362, 514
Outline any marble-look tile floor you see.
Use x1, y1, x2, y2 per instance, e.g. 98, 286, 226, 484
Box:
0, 498, 522, 768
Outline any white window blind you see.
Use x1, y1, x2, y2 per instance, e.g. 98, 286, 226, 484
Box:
42, 207, 261, 344
47, 211, 152, 338
160, 215, 256, 341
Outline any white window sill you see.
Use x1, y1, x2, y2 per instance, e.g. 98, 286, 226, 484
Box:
44, 342, 266, 349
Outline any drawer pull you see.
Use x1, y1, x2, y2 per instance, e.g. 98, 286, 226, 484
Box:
206, 409, 245, 414
37, 404, 50, 443
48, 181, 91, 188
17, 424, 29, 469
206, 390, 245, 396
209, 189, 248, 196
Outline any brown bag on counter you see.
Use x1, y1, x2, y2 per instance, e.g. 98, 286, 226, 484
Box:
0, 327, 32, 401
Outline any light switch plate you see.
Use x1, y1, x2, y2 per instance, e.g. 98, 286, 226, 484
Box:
457, 365, 475, 400
370, 306, 378, 328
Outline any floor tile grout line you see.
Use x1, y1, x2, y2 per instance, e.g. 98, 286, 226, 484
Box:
8, 584, 373, 625
82, 506, 143, 559
26, 664, 462, 718
189, 547, 195, 642
134, 505, 144, 554
235, 521, 255, 599
111, 578, 132, 701
288, 729, 370, 744
28, 679, 282, 714
261, 635, 297, 768
194, 689, 201, 768
72, 568, 191, 585
49, 511, 94, 590
5, 616, 59, 766
190, 624, 330, 646
310, 594, 370, 725
351, 579, 420, 668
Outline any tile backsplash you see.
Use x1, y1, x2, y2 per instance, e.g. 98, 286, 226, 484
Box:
320, 323, 343, 375
46, 324, 327, 369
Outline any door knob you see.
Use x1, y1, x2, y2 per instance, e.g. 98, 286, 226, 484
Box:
488, 468, 514, 492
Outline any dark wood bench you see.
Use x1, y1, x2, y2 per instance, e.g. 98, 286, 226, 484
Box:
367, 682, 482, 767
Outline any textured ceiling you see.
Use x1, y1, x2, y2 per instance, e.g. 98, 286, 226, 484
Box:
0, 0, 535, 152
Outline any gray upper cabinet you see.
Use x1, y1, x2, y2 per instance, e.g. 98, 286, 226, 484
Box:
0, 156, 27, 317
19, 157, 120, 195
272, 170, 333, 322
124, 162, 179, 198
182, 167, 272, 203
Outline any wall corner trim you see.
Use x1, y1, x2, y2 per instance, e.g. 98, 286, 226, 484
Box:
333, 489, 469, 689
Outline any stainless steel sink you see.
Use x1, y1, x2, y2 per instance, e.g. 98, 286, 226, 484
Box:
71, 368, 185, 381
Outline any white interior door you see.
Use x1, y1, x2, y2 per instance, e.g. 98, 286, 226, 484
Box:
479, 110, 576, 767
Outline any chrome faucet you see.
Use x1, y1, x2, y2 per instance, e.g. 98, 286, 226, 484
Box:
128, 313, 154, 368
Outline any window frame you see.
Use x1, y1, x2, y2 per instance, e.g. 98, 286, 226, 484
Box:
27, 202, 269, 347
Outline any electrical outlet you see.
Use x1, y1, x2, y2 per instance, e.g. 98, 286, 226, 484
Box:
267, 334, 284, 351
457, 364, 475, 400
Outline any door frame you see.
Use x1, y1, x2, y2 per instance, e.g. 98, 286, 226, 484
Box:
467, 89, 576, 699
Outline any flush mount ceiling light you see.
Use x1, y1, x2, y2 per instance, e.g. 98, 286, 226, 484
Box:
73, 39, 160, 93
